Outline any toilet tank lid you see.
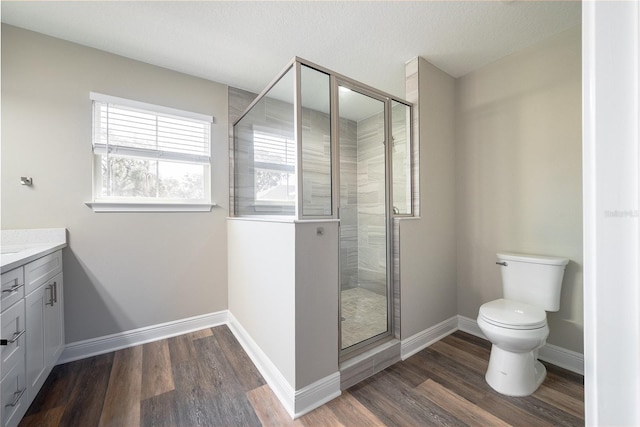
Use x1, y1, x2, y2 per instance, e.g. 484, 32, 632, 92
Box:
497, 252, 569, 266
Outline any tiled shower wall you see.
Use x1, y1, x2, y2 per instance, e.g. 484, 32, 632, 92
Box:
301, 108, 333, 216
339, 120, 358, 289
350, 104, 410, 296
354, 112, 387, 296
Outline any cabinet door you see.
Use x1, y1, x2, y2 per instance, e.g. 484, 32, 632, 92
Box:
25, 273, 64, 399
25, 285, 47, 396
1, 361, 27, 427
1, 268, 24, 313
45, 273, 64, 367
24, 251, 62, 295
0, 300, 26, 381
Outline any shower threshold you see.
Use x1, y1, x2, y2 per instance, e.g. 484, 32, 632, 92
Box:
339, 338, 401, 390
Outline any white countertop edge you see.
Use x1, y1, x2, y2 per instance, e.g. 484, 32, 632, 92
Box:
1, 228, 66, 246
1, 242, 67, 273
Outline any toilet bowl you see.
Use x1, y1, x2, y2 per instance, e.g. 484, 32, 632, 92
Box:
478, 252, 569, 397
478, 299, 549, 396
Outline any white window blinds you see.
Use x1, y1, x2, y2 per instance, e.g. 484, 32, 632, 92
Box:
91, 92, 212, 163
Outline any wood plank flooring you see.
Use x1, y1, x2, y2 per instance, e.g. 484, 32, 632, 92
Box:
19, 327, 584, 427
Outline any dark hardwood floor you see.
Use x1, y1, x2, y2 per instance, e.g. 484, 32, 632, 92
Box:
19, 327, 584, 427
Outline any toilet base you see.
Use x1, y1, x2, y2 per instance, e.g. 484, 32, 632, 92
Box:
485, 345, 546, 397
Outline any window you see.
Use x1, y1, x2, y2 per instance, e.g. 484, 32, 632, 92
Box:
89, 93, 213, 212
253, 129, 296, 204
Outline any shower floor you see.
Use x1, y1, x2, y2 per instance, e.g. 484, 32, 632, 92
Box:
341, 287, 387, 349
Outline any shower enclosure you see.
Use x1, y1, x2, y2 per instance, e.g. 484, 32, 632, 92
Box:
232, 58, 412, 357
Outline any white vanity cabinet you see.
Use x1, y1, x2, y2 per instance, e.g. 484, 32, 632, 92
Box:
0, 249, 64, 427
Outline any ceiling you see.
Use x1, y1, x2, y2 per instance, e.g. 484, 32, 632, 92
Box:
1, 1, 581, 98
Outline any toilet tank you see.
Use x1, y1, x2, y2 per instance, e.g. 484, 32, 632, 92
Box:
497, 252, 569, 312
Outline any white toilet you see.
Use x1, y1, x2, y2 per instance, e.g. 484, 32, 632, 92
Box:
477, 252, 569, 397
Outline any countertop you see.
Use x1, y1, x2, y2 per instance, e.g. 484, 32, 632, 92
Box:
1, 228, 67, 273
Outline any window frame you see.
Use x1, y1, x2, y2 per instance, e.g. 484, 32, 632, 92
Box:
87, 92, 215, 213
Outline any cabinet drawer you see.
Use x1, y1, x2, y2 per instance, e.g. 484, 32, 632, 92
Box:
1, 300, 26, 381
1, 360, 27, 427
25, 251, 62, 295
1, 268, 24, 313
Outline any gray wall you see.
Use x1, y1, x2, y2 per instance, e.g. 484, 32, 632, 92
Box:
1, 25, 230, 343
456, 26, 583, 352
400, 57, 458, 338
294, 221, 339, 389
400, 27, 582, 354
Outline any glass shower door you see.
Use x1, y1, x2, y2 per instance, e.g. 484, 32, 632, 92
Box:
338, 83, 390, 352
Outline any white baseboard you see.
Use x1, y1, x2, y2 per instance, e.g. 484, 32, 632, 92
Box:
457, 315, 486, 339
294, 372, 341, 418
227, 312, 341, 419
58, 311, 228, 364
537, 343, 585, 375
457, 315, 584, 375
401, 315, 458, 360
226, 312, 296, 417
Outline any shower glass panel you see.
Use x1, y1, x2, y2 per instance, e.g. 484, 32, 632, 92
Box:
339, 84, 389, 351
234, 67, 295, 216
391, 101, 412, 215
300, 65, 332, 216
231, 57, 414, 360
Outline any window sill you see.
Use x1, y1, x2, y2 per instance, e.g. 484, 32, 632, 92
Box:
85, 201, 216, 213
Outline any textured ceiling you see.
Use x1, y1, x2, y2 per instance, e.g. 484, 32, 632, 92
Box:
1, 1, 581, 98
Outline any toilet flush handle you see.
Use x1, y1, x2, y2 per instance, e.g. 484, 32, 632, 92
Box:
496, 261, 508, 266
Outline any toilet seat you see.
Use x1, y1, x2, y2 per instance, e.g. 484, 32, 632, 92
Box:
479, 299, 547, 330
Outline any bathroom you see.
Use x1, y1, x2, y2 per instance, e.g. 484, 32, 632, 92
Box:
1, 1, 638, 425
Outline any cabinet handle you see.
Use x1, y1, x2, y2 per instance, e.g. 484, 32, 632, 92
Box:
3, 329, 26, 344
53, 281, 58, 303
46, 284, 55, 306
1, 330, 25, 346
5, 388, 26, 408
2, 283, 24, 294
